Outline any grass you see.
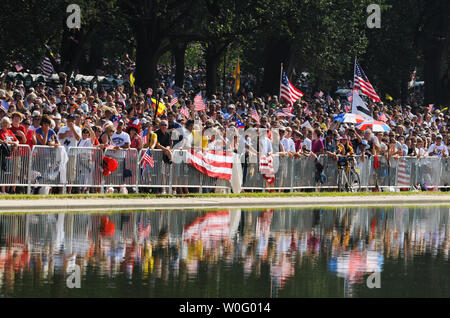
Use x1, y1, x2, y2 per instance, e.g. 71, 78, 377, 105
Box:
0, 191, 449, 200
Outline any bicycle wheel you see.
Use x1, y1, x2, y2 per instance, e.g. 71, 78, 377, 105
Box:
349, 169, 361, 192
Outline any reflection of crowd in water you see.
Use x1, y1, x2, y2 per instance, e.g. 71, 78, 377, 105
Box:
0, 207, 449, 296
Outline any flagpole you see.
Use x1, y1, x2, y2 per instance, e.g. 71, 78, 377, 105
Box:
279, 63, 283, 101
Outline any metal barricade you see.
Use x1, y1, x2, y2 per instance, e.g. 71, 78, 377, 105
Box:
439, 157, 450, 189
66, 147, 103, 189
29, 145, 67, 190
242, 153, 266, 190
271, 155, 291, 190
171, 149, 200, 189
394, 156, 416, 190
138, 149, 172, 190
103, 148, 138, 187
292, 156, 316, 189
0, 144, 30, 187
415, 156, 441, 190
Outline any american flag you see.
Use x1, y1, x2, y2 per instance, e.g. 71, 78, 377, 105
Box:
194, 93, 206, 112
280, 71, 303, 106
354, 59, 381, 102
166, 87, 175, 97
141, 149, 154, 169
303, 106, 312, 116
378, 112, 388, 122
187, 150, 233, 180
282, 107, 292, 114
314, 91, 324, 98
141, 128, 149, 145
41, 56, 54, 77
250, 107, 260, 123
170, 95, 178, 107
236, 117, 245, 128
180, 105, 190, 118
15, 63, 24, 72
259, 154, 275, 184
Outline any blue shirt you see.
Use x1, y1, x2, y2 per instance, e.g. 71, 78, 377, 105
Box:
35, 127, 57, 145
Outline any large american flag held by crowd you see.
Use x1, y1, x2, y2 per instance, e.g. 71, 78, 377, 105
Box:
354, 59, 381, 102
187, 150, 233, 180
280, 71, 303, 106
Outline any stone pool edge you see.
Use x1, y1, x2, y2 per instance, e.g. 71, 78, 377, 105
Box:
1, 194, 450, 212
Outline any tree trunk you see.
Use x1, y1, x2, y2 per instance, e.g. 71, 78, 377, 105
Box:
205, 43, 226, 96
135, 25, 160, 91
172, 42, 187, 88
422, 1, 450, 105
260, 38, 291, 96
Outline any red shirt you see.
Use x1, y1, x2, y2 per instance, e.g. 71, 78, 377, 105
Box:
25, 129, 35, 148
10, 124, 27, 144
0, 129, 18, 142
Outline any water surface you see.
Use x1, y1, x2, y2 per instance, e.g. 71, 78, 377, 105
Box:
0, 207, 449, 297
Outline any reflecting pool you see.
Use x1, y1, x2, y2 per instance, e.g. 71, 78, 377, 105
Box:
0, 207, 449, 297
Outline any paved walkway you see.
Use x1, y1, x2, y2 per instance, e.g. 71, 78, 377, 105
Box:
0, 195, 449, 212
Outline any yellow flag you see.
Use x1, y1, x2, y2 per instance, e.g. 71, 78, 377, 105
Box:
130, 72, 135, 87
385, 93, 393, 101
233, 57, 240, 93
156, 101, 166, 116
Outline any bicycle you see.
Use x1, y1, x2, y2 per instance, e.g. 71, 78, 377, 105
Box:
336, 155, 361, 192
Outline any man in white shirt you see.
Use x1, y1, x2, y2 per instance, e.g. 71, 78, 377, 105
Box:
428, 135, 448, 158
58, 114, 82, 151
111, 120, 130, 149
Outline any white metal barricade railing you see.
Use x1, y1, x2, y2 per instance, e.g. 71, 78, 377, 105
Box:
66, 147, 104, 188
103, 148, 138, 187
1, 146, 450, 192
0, 144, 31, 187
29, 145, 67, 191
138, 149, 171, 188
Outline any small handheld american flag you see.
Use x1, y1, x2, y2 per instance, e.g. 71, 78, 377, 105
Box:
250, 107, 260, 124
141, 149, 154, 169
194, 93, 206, 112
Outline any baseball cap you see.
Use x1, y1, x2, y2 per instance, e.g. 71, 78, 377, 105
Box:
436, 134, 443, 139
32, 110, 41, 117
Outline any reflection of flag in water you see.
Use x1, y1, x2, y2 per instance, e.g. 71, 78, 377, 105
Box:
397, 157, 410, 187
259, 154, 275, 184
270, 255, 295, 290
182, 211, 230, 242
328, 250, 383, 283
138, 223, 151, 241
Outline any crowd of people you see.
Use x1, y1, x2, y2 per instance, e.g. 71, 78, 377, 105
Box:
0, 64, 449, 194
